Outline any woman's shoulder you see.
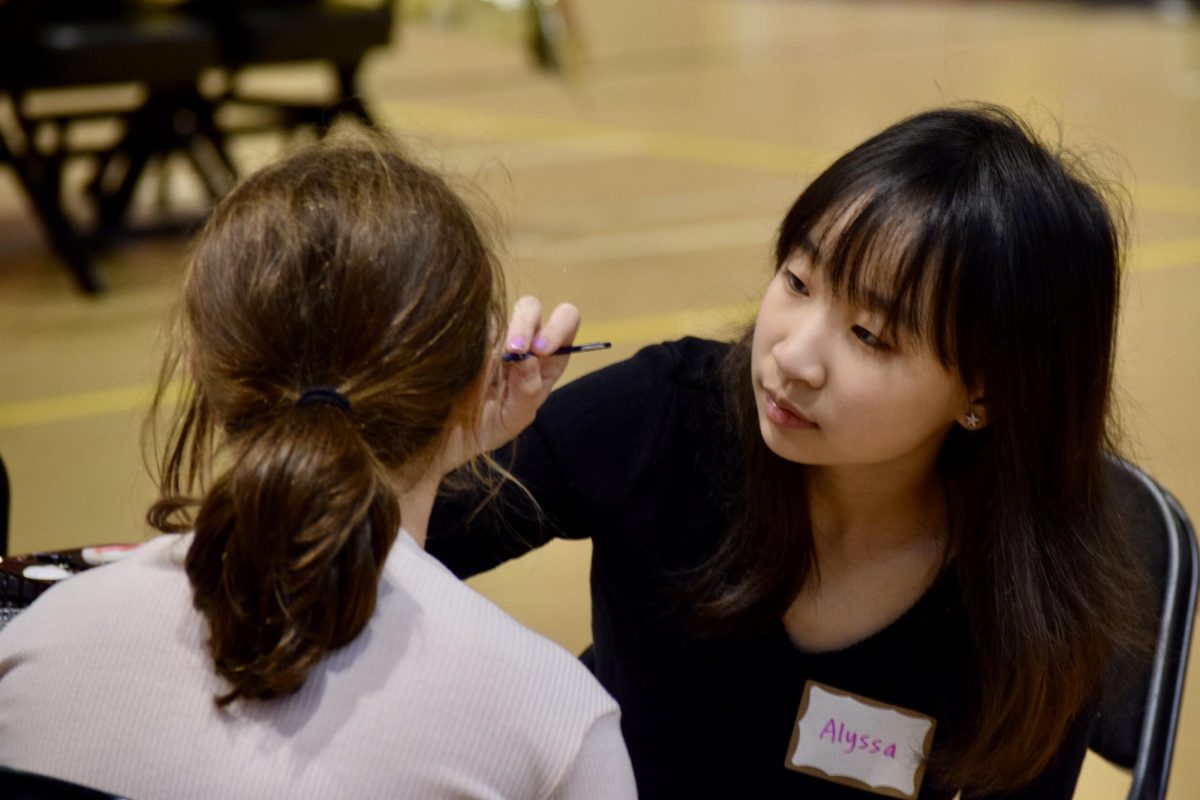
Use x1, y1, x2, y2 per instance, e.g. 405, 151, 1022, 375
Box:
0, 535, 195, 675
540, 336, 729, 430
371, 535, 623, 786
577, 336, 728, 389
525, 337, 731, 508
382, 533, 618, 718
0, 535, 188, 630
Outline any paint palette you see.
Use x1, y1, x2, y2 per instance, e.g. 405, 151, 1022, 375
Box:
0, 544, 136, 630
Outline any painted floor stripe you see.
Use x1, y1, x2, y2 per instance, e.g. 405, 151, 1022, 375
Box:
382, 100, 835, 173
1131, 236, 1200, 273
1136, 185, 1200, 218
3, 95, 1198, 431
384, 101, 1200, 216
2, 230, 1198, 432
517, 217, 774, 265
0, 305, 758, 431
2, 232, 1195, 432
0, 384, 159, 430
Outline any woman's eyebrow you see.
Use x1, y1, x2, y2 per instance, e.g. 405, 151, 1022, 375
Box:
862, 288, 895, 315
799, 233, 912, 322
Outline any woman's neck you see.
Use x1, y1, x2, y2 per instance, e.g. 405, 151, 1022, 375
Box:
805, 461, 947, 558
394, 472, 440, 549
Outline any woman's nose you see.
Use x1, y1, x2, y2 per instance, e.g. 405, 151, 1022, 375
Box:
772, 313, 828, 389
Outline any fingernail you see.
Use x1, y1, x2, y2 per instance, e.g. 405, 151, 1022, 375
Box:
532, 336, 550, 353
508, 335, 528, 351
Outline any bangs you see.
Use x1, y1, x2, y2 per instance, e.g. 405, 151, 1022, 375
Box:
780, 186, 963, 367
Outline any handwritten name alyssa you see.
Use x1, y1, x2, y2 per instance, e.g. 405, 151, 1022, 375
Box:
818, 718, 900, 759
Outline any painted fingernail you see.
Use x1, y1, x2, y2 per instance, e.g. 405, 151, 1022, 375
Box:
508, 335, 528, 351
532, 336, 550, 352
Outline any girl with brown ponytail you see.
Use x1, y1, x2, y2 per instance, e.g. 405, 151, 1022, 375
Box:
0, 135, 636, 800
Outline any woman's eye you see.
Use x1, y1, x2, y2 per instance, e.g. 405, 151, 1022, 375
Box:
852, 325, 887, 350
784, 271, 809, 295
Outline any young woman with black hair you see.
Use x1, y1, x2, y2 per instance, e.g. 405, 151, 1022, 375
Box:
428, 104, 1148, 799
0, 137, 636, 799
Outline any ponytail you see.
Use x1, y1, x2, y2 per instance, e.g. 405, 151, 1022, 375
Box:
183, 403, 399, 706
146, 135, 505, 706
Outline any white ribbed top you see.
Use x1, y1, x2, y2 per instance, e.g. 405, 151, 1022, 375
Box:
0, 532, 635, 799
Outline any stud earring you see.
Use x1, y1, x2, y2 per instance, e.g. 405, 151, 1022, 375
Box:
963, 411, 981, 429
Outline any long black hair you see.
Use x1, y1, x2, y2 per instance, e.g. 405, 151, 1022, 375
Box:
690, 105, 1145, 793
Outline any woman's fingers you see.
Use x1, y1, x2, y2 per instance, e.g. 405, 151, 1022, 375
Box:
505, 295, 543, 358
479, 300, 584, 453
533, 302, 581, 354
504, 297, 580, 360
531, 302, 581, 386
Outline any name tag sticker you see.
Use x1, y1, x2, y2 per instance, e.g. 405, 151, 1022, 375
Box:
785, 680, 936, 799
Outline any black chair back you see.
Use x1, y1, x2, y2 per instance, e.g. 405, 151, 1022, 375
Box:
0, 450, 9, 558
1090, 458, 1199, 800
0, 0, 224, 291
0, 765, 127, 799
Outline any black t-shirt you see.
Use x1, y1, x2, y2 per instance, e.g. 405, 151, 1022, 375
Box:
428, 337, 1093, 799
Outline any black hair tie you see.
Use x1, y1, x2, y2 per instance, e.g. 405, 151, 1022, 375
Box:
296, 386, 352, 415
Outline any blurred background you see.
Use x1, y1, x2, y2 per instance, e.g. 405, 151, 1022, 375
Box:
0, 0, 1198, 796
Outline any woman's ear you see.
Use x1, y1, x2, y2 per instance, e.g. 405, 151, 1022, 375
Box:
959, 398, 988, 431
436, 351, 500, 475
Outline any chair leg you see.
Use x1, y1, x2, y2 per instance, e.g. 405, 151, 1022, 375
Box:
184, 143, 231, 201
0, 122, 103, 293
95, 138, 155, 237
186, 93, 238, 198
94, 88, 237, 227
330, 63, 375, 132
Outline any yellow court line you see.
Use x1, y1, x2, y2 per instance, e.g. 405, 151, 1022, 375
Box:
521, 217, 775, 265
0, 381, 183, 432
381, 100, 836, 174
4, 230, 1199, 435
0, 384, 159, 430
3, 235, 1199, 433
1131, 236, 1200, 273
2, 99, 1197, 432
0, 306, 760, 431
584, 302, 758, 346
383, 101, 1200, 216
1136, 185, 1200, 218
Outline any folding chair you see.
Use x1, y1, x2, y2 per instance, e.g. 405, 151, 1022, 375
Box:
0, 765, 126, 800
196, 0, 394, 137
1090, 458, 1199, 800
0, 450, 8, 558
0, 1, 226, 292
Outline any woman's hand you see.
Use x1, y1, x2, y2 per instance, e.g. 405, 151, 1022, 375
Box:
479, 296, 581, 453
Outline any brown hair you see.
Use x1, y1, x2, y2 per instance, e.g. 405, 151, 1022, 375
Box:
687, 106, 1148, 792
147, 133, 505, 706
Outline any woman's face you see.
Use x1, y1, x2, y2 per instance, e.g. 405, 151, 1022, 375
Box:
751, 245, 972, 477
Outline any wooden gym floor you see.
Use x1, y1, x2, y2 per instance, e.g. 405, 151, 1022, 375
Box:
1, 0, 1198, 795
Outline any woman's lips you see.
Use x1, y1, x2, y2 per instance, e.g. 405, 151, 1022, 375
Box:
763, 389, 818, 429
